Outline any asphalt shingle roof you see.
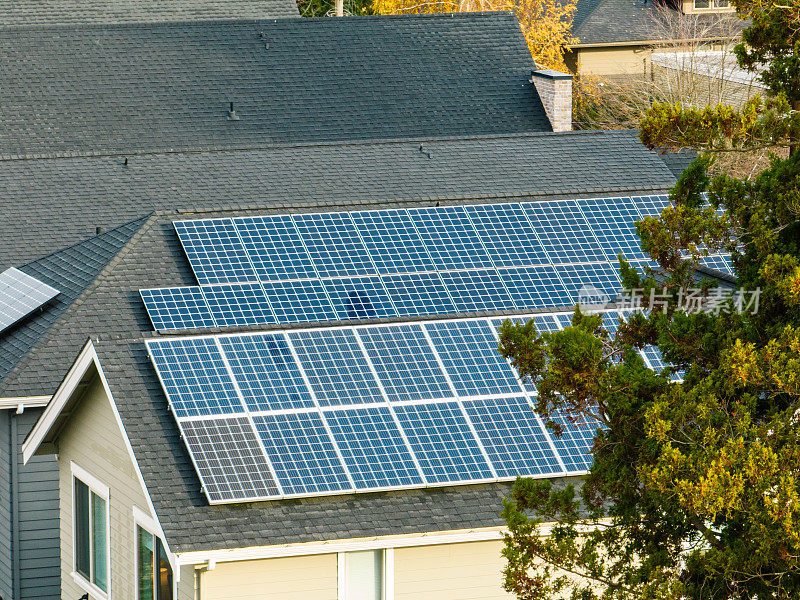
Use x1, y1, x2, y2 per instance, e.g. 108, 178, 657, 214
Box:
0, 0, 299, 27
0, 13, 551, 159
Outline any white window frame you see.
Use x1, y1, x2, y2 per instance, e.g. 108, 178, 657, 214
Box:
133, 506, 177, 600
71, 461, 111, 600
693, 0, 730, 9
338, 549, 394, 600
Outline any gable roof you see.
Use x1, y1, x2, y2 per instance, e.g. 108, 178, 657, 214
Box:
0, 0, 298, 27
0, 12, 551, 160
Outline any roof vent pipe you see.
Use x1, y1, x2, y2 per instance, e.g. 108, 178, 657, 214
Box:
227, 102, 240, 121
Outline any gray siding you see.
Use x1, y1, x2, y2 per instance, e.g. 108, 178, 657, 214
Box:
13, 409, 60, 600
0, 410, 11, 600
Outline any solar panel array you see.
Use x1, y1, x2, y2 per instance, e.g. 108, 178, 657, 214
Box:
0, 267, 60, 333
143, 195, 732, 331
146, 311, 679, 504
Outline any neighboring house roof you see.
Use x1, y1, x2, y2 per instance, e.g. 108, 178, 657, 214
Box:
651, 50, 766, 87
0, 0, 299, 27
0, 12, 551, 159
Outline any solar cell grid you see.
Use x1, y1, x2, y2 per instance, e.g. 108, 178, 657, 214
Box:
357, 324, 454, 402
380, 272, 456, 317
393, 402, 493, 483
234, 215, 317, 282
425, 320, 523, 397
558, 263, 621, 306
252, 413, 352, 495
181, 417, 280, 502
260, 279, 338, 324
634, 195, 670, 219
522, 200, 606, 264
174, 219, 257, 284
439, 269, 516, 313
0, 267, 60, 333
288, 329, 385, 407
499, 266, 572, 309
409, 205, 494, 271
546, 412, 600, 472
292, 213, 376, 278
140, 287, 215, 331
202, 283, 275, 328
578, 197, 648, 262
323, 276, 397, 321
350, 210, 435, 274
699, 254, 735, 276
465, 203, 549, 267
324, 407, 423, 489
463, 397, 563, 477
219, 334, 314, 412
147, 338, 244, 418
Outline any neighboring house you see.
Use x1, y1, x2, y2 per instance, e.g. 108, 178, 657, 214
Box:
0, 12, 589, 599
566, 0, 742, 78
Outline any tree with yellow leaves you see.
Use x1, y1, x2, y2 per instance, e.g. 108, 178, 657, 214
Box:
372, 0, 577, 72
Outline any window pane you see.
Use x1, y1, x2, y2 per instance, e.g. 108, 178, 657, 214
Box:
157, 538, 174, 600
694, 0, 710, 7
346, 550, 383, 600
74, 478, 90, 579
91, 493, 108, 592
138, 527, 155, 600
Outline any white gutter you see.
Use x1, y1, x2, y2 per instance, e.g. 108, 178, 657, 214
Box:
0, 395, 51, 411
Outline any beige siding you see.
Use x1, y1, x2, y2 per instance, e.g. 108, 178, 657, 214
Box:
576, 46, 652, 77
394, 540, 512, 600
200, 554, 338, 600
57, 375, 193, 599
681, 0, 735, 14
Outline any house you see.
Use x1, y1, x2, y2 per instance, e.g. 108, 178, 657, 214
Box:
566, 0, 743, 78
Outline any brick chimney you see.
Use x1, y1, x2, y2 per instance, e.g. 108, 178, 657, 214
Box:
530, 69, 573, 132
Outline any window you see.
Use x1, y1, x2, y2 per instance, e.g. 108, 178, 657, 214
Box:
137, 525, 173, 600
72, 464, 110, 597
341, 550, 385, 600
694, 0, 729, 8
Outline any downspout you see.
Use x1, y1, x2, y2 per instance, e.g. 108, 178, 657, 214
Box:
10, 415, 21, 600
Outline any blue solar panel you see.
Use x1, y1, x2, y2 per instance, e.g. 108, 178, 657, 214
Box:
323, 276, 397, 320
546, 411, 599, 472
350, 209, 435, 274
425, 320, 523, 397
634, 195, 670, 219
558, 263, 621, 307
234, 215, 317, 282
499, 266, 573, 309
174, 219, 257, 284
409, 206, 494, 270
288, 329, 385, 407
140, 287, 216, 331
554, 313, 573, 328
578, 197, 648, 262
600, 310, 623, 334
292, 213, 376, 278
522, 200, 606, 264
147, 338, 244, 418
463, 397, 563, 477
324, 407, 423, 489
358, 324, 454, 402
219, 334, 314, 411
202, 283, 275, 328
699, 254, 735, 276
253, 413, 352, 495
181, 417, 280, 502
380, 272, 456, 317
465, 203, 549, 267
439, 269, 516, 313
393, 402, 493, 483
532, 314, 561, 333
260, 279, 338, 324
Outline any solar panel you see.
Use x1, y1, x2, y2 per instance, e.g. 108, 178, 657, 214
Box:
465, 203, 549, 267
219, 334, 314, 411
181, 417, 280, 502
234, 215, 317, 282
409, 206, 494, 271
578, 196, 648, 262
393, 402, 493, 483
323, 276, 397, 321
439, 269, 516, 313
380, 272, 456, 317
324, 407, 424, 489
174, 219, 257, 285
252, 413, 352, 495
288, 329, 385, 407
546, 411, 599, 472
499, 266, 573, 309
554, 313, 573, 328
425, 320, 523, 397
260, 279, 338, 324
350, 209, 435, 274
0, 267, 59, 333
202, 283, 275, 328
463, 397, 563, 477
357, 324, 454, 402
292, 212, 376, 278
699, 254, 735, 276
558, 263, 621, 307
140, 287, 215, 331
522, 200, 606, 264
147, 338, 244, 418
634, 195, 670, 219
532, 314, 561, 333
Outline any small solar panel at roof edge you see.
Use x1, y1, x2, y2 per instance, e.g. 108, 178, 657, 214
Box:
350, 209, 435, 275
464, 203, 549, 267
292, 212, 376, 278
173, 219, 257, 285
0, 267, 60, 333
408, 205, 494, 271
140, 287, 215, 331
522, 200, 607, 265
233, 215, 317, 282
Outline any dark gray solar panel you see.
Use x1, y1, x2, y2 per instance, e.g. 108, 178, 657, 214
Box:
0, 267, 59, 333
